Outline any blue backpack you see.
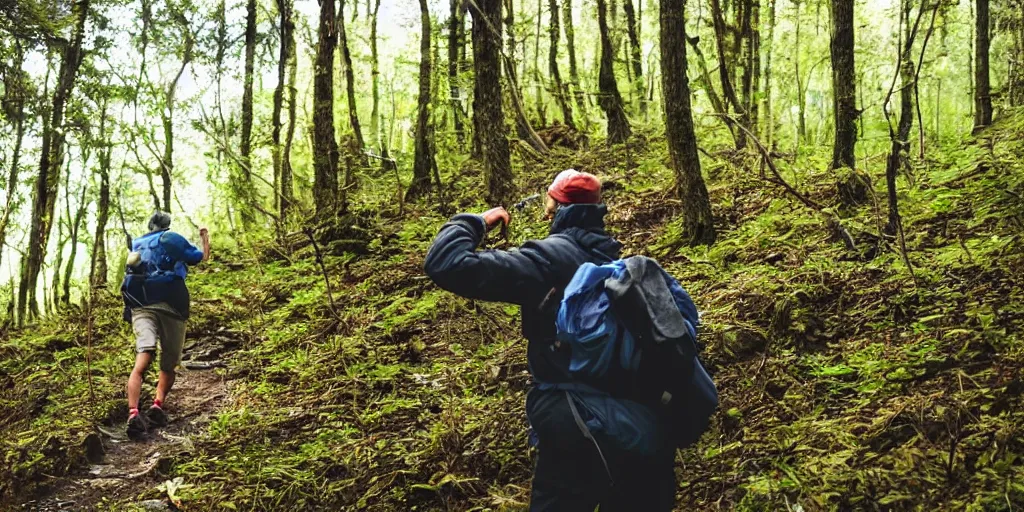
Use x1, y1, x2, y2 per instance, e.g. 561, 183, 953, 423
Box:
556, 256, 718, 448
121, 230, 181, 308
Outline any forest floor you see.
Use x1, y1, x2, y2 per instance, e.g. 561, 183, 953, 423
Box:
2, 111, 1024, 511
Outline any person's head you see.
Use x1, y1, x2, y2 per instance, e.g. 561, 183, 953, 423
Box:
147, 211, 172, 233
545, 169, 602, 219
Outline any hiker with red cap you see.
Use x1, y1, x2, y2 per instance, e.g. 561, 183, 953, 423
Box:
425, 170, 677, 511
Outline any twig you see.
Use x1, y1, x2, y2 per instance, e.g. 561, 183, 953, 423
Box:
303, 228, 341, 321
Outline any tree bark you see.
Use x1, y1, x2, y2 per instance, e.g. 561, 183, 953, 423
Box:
623, 0, 646, 116
281, 0, 297, 224
533, 0, 546, 125
241, 0, 257, 183
273, 0, 288, 224
470, 0, 515, 205
562, 0, 587, 118
62, 180, 87, 306
339, 0, 367, 163
19, 0, 90, 324
596, 0, 631, 144
763, 0, 776, 147
711, 0, 746, 148
408, 0, 435, 200
548, 0, 575, 128
448, 0, 466, 145
313, 0, 341, 215
973, 0, 992, 130
372, 0, 383, 149
90, 101, 111, 288
0, 70, 26, 271
661, 0, 716, 245
829, 0, 857, 171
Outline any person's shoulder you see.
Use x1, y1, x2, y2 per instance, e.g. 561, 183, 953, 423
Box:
159, 231, 190, 246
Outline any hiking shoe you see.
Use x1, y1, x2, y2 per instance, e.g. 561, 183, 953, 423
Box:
146, 404, 168, 428
126, 413, 148, 440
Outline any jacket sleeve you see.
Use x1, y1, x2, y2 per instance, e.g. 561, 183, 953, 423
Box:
424, 214, 550, 305
161, 232, 205, 265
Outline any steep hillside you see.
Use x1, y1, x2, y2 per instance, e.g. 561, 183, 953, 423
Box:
3, 112, 1023, 511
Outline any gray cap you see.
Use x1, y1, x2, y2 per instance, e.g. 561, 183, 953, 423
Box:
147, 211, 172, 232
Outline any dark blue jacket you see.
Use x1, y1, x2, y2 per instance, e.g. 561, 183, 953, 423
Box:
425, 204, 623, 388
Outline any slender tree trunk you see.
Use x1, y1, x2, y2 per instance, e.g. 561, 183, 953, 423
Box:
764, 0, 776, 147
313, 0, 340, 215
0, 107, 26, 272
794, 0, 806, 142
62, 182, 87, 305
973, 0, 992, 130
832, 0, 866, 207
408, 0, 436, 200
597, 0, 631, 143
562, 0, 587, 119
830, 0, 857, 171
273, 0, 288, 222
470, 0, 515, 204
623, 0, 646, 116
662, 0, 715, 245
19, 0, 90, 324
884, 0, 923, 235
281, 0, 297, 224
91, 147, 110, 288
339, 0, 367, 164
371, 0, 382, 149
448, 0, 466, 145
534, 0, 546, 125
241, 0, 257, 183
711, 0, 746, 148
549, 0, 575, 128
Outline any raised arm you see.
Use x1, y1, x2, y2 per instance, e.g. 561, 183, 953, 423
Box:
161, 231, 206, 266
424, 212, 550, 305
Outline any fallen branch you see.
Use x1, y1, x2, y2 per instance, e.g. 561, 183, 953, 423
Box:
303, 228, 342, 321
710, 113, 856, 252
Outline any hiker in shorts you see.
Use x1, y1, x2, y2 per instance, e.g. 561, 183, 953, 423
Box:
424, 171, 677, 511
121, 211, 210, 439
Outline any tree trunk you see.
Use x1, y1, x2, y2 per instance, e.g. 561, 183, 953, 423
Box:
470, 0, 515, 205
0, 99, 26, 272
794, 0, 806, 142
90, 102, 112, 288
596, 0, 631, 144
830, 0, 857, 172
623, 0, 646, 117
711, 0, 746, 148
273, 0, 288, 224
448, 0, 466, 145
973, 0, 992, 130
661, 0, 715, 245
533, 0, 546, 125
408, 0, 435, 200
562, 0, 587, 119
548, 0, 575, 128
339, 0, 367, 164
19, 0, 90, 324
371, 0, 383, 149
241, 0, 257, 184
313, 0, 341, 215
764, 0, 776, 147
62, 182, 87, 305
282, 6, 298, 225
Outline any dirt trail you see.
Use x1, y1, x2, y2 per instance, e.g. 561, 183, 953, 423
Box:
20, 337, 236, 512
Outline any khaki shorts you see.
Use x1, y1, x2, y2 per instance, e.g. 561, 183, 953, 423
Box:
132, 303, 186, 373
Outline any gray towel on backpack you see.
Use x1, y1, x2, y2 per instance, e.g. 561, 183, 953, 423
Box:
604, 256, 690, 345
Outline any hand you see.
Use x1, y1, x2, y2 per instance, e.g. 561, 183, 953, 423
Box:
481, 207, 510, 232
199, 227, 211, 261
199, 227, 209, 239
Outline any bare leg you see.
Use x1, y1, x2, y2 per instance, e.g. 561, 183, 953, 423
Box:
127, 352, 154, 410
155, 370, 176, 403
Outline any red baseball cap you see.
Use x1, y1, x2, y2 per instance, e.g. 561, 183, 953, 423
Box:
547, 169, 602, 204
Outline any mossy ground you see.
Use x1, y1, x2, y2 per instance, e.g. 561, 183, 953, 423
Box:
3, 112, 1023, 511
